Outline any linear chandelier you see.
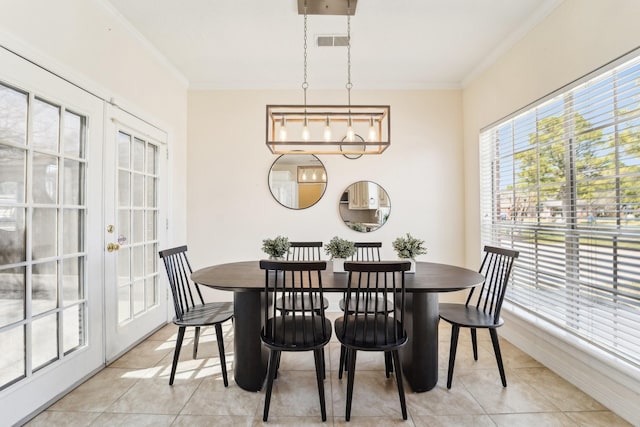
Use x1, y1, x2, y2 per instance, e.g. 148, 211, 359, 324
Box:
266, 0, 390, 156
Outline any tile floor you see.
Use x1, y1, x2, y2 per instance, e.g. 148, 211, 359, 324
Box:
27, 313, 632, 426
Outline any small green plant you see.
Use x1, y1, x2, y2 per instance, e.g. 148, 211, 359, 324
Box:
324, 236, 357, 259
350, 223, 366, 232
262, 235, 290, 258
392, 233, 427, 259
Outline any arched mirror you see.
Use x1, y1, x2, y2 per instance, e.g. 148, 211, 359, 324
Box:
339, 181, 391, 232
268, 154, 327, 209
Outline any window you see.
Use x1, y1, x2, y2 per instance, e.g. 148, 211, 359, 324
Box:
480, 51, 640, 368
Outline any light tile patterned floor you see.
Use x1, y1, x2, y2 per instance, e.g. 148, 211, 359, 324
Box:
27, 313, 632, 426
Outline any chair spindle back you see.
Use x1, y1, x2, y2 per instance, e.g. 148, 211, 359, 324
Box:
159, 246, 205, 321
465, 246, 519, 324
351, 242, 382, 261
287, 241, 323, 261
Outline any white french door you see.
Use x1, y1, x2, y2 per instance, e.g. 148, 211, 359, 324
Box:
104, 106, 168, 361
0, 48, 104, 424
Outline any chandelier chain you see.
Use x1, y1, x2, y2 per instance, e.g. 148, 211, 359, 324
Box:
302, 2, 309, 107
346, 2, 352, 108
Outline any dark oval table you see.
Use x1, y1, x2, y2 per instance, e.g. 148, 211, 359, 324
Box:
191, 260, 483, 392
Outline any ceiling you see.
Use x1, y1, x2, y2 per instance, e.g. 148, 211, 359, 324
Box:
104, 0, 562, 90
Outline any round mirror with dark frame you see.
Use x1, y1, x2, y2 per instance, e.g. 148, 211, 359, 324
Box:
268, 154, 327, 210
339, 181, 391, 232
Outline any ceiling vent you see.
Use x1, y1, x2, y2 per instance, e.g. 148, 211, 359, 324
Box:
317, 35, 349, 47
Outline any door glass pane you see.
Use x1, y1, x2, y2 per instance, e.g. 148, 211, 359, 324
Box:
32, 313, 58, 370
0, 207, 25, 263
146, 144, 156, 174
132, 280, 144, 315
117, 246, 130, 286
133, 138, 144, 173
32, 99, 60, 152
118, 171, 130, 207
62, 208, 83, 254
145, 243, 156, 276
63, 111, 84, 158
0, 266, 25, 326
0, 145, 26, 202
118, 132, 130, 168
118, 286, 130, 323
63, 159, 84, 205
118, 209, 130, 245
32, 208, 57, 260
63, 304, 84, 354
145, 277, 157, 308
32, 153, 58, 204
0, 83, 28, 146
32, 261, 57, 316
133, 174, 144, 207
132, 246, 144, 280
132, 211, 143, 243
62, 257, 83, 304
0, 326, 25, 388
146, 176, 156, 207
145, 211, 155, 241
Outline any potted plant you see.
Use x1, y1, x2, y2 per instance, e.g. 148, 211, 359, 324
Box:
262, 235, 290, 259
392, 233, 427, 273
324, 236, 357, 273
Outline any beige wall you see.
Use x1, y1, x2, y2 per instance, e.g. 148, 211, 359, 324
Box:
463, 0, 640, 266
187, 89, 464, 291
0, 0, 189, 244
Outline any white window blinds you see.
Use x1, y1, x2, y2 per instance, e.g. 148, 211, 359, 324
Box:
480, 51, 640, 368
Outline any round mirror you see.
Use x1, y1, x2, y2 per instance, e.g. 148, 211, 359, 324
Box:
339, 181, 391, 232
268, 154, 327, 209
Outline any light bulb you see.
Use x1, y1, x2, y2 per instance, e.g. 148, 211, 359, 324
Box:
322, 172, 326, 181
302, 117, 310, 141
279, 117, 287, 141
302, 172, 307, 181
368, 117, 377, 142
346, 117, 355, 142
312, 171, 317, 180
323, 117, 332, 141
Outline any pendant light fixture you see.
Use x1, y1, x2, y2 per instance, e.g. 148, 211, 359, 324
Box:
266, 0, 390, 156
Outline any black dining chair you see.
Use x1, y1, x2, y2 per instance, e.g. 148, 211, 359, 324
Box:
337, 242, 394, 377
335, 261, 411, 421
275, 241, 329, 314
439, 245, 519, 389
159, 246, 234, 386
260, 260, 332, 422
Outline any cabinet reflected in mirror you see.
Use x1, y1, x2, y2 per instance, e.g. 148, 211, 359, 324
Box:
268, 154, 327, 209
339, 181, 390, 232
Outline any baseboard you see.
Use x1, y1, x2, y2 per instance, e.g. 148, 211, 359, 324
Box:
500, 307, 640, 425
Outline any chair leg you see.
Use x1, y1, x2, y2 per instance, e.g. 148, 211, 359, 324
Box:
391, 350, 407, 420
490, 328, 507, 387
338, 345, 346, 379
263, 350, 279, 422
345, 349, 357, 421
321, 348, 326, 380
385, 351, 393, 378
447, 325, 460, 389
169, 326, 186, 385
274, 350, 282, 379
313, 349, 327, 421
215, 323, 228, 387
193, 326, 200, 359
471, 328, 478, 361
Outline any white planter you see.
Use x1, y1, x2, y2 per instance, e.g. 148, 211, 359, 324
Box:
333, 258, 346, 273
402, 258, 416, 273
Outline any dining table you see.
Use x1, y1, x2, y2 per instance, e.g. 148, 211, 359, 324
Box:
191, 260, 484, 392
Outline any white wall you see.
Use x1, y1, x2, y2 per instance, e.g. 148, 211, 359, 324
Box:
187, 89, 464, 302
0, 0, 189, 245
462, 0, 640, 424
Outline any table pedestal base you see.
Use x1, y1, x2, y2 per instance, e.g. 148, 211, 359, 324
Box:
401, 292, 439, 392
233, 292, 268, 391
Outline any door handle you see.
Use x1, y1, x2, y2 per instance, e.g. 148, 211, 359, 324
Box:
107, 242, 120, 252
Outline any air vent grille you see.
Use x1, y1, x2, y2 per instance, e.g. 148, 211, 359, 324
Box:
317, 35, 349, 47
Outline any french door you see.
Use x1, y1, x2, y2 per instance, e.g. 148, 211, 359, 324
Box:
0, 47, 104, 424
104, 106, 168, 361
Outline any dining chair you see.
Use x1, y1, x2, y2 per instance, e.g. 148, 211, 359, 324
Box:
275, 241, 329, 314
337, 242, 394, 377
439, 245, 519, 389
159, 246, 234, 386
260, 260, 332, 422
335, 261, 411, 421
